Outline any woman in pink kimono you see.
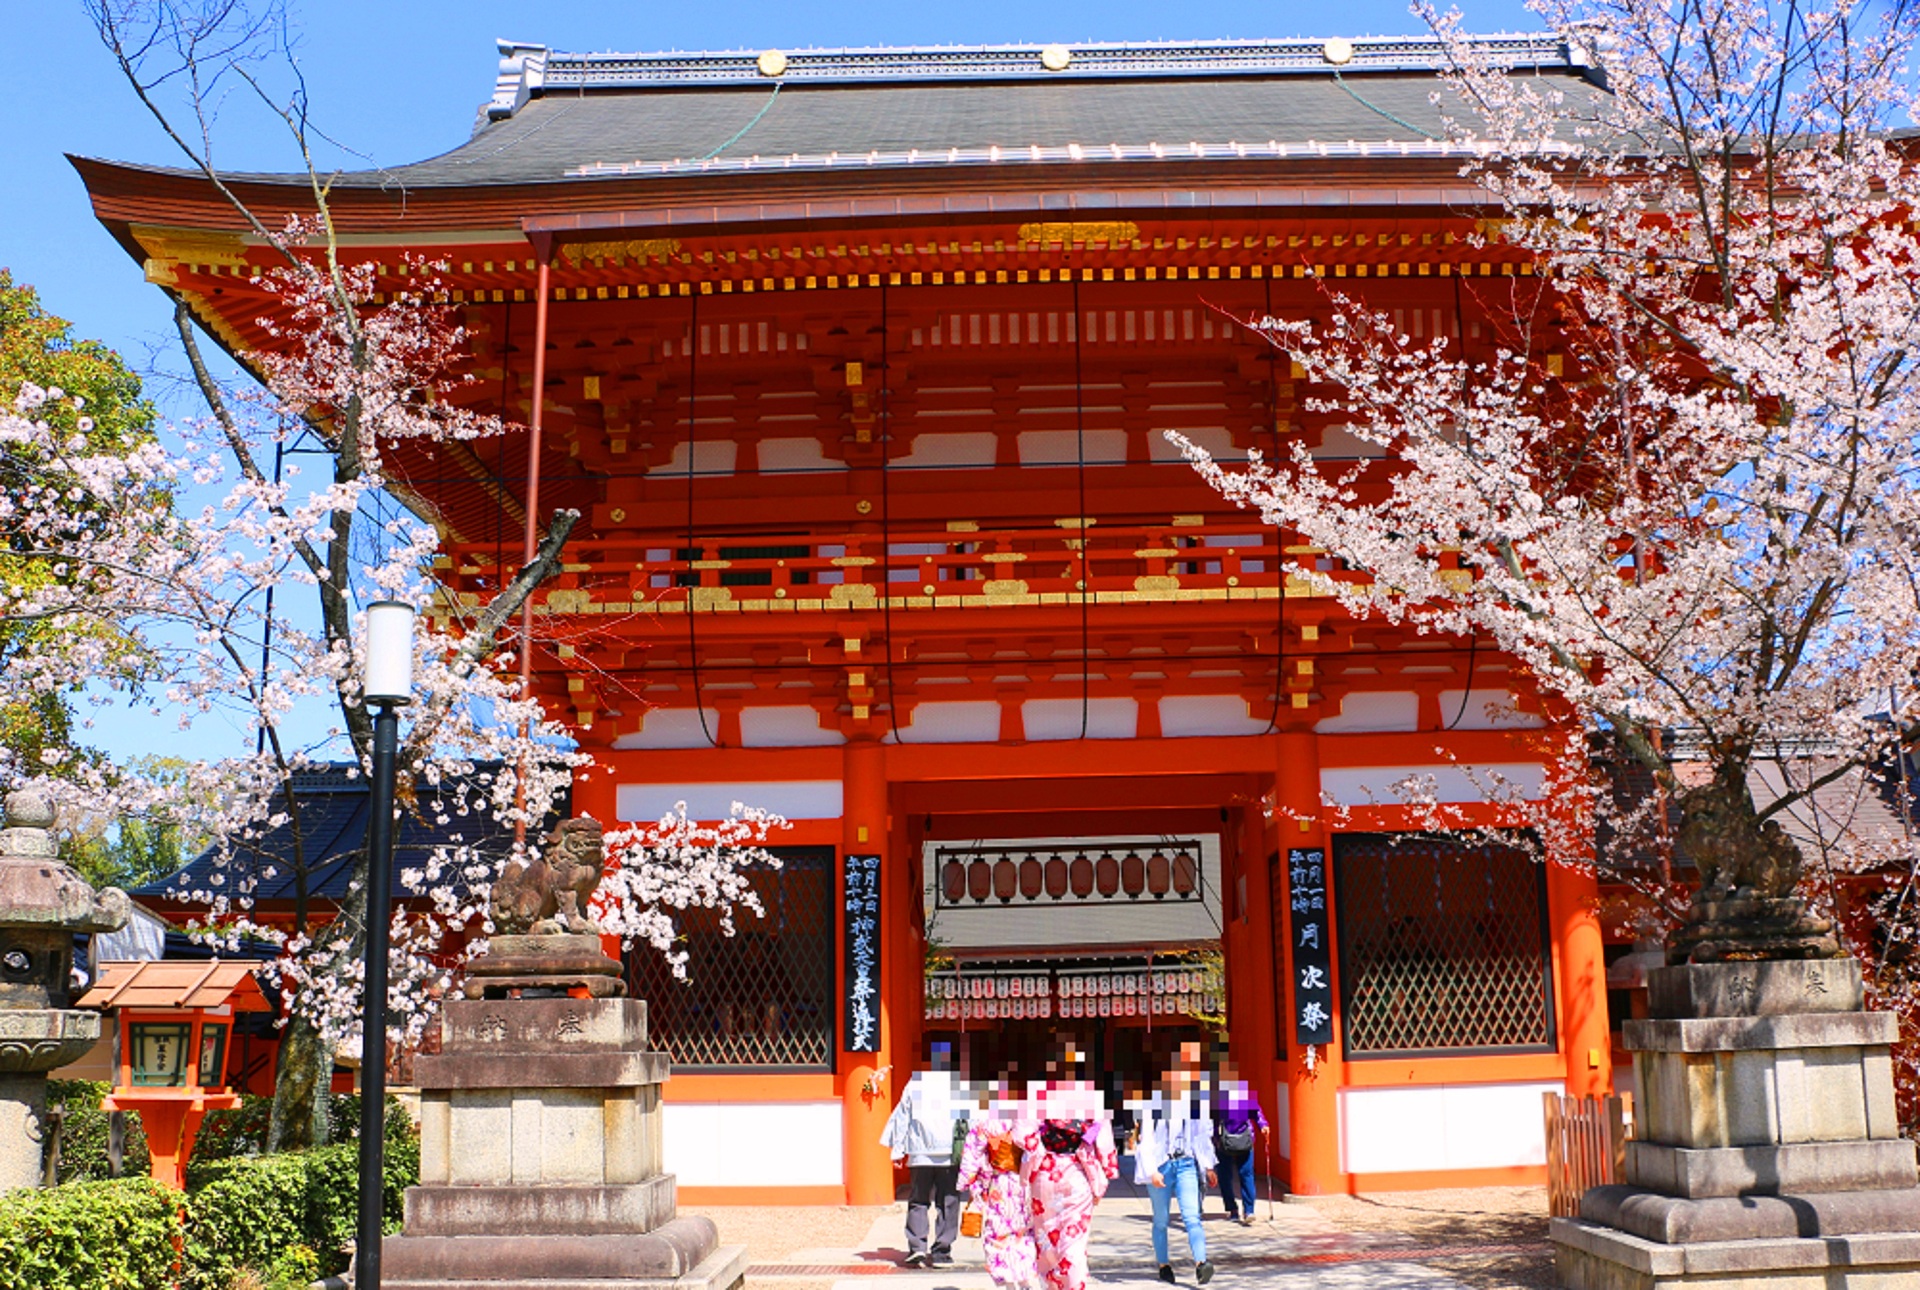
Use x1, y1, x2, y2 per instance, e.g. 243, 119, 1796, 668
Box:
958, 1087, 1038, 1290
1019, 1081, 1118, 1290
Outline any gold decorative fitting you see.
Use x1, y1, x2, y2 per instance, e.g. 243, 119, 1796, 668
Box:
1040, 44, 1073, 72
1017, 220, 1140, 246
130, 224, 249, 268
757, 48, 789, 77
559, 238, 682, 266
855, 499, 874, 515
582, 375, 601, 400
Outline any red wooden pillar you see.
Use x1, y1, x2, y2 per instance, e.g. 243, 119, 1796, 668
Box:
841, 737, 895, 1205
1276, 730, 1346, 1195
1229, 801, 1279, 1174
1548, 858, 1612, 1099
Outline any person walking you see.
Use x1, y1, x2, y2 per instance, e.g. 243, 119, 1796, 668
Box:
1020, 1075, 1118, 1290
1212, 1067, 1269, 1226
882, 1043, 966, 1267
1134, 1044, 1216, 1284
958, 1076, 1038, 1290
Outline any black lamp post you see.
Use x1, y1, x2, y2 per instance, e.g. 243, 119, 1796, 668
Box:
357, 600, 414, 1290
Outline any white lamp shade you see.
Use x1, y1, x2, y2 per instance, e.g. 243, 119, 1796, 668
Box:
363, 601, 417, 704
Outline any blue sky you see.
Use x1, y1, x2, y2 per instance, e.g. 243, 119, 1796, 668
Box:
3, 0, 1540, 765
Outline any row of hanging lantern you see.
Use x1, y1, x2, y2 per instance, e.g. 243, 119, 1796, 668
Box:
921, 968, 1219, 1021
936, 845, 1201, 907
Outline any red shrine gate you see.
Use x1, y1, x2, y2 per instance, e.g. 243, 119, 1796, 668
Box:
80, 33, 1617, 1203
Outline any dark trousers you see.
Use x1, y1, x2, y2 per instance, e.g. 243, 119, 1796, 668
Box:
1216, 1147, 1258, 1218
906, 1162, 962, 1257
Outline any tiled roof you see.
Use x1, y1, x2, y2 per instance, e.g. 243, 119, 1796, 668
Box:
138, 764, 566, 907
325, 33, 1598, 189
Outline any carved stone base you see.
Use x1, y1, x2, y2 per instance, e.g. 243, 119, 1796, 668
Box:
1667, 896, 1843, 965
1554, 1214, 1920, 1289
383, 1219, 745, 1290
360, 995, 726, 1288
462, 933, 626, 999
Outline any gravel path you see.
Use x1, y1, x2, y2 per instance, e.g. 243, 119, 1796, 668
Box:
1289, 1187, 1555, 1290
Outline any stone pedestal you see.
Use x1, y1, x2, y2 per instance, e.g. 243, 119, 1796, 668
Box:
1554, 959, 1920, 1288
373, 997, 745, 1290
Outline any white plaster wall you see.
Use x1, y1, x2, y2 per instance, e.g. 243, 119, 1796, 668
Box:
1338, 1081, 1559, 1174
739, 706, 846, 747
1435, 689, 1546, 730
1023, 697, 1138, 741
894, 432, 997, 469
1315, 692, 1420, 734
1160, 694, 1273, 738
1149, 426, 1245, 463
1273, 1081, 1292, 1159
646, 440, 738, 476
885, 700, 1001, 743
756, 437, 844, 474
663, 1102, 844, 1187
1319, 763, 1545, 807
615, 780, 845, 822
613, 708, 722, 750
1017, 429, 1129, 465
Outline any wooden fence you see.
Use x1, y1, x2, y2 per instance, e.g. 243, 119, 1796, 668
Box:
1543, 1091, 1632, 1218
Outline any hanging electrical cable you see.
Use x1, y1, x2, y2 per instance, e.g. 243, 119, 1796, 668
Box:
1259, 272, 1287, 736
685, 292, 718, 747
1444, 271, 1475, 733
880, 281, 907, 744
1073, 278, 1090, 739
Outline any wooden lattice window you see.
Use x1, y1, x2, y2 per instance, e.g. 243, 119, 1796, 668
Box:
1333, 834, 1555, 1059
624, 846, 835, 1070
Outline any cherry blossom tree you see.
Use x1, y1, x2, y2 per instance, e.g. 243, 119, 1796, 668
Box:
1177, 0, 1920, 972
0, 0, 783, 1150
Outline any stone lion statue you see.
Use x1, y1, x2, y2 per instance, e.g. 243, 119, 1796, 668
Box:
489, 816, 605, 936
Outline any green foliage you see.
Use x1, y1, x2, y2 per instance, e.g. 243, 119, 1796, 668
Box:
42, 1080, 149, 1185
0, 272, 159, 794
0, 270, 154, 450
60, 756, 217, 892
0, 1176, 183, 1290
13, 1092, 417, 1287
183, 1103, 418, 1284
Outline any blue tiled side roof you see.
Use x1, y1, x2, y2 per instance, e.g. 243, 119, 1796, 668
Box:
138, 765, 570, 906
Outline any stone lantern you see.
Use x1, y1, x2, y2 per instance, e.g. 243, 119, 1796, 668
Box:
0, 787, 129, 1190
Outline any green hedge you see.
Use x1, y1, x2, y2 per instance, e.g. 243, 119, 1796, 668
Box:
1, 1103, 419, 1290
0, 1176, 182, 1290
184, 1124, 416, 1287
42, 1080, 150, 1185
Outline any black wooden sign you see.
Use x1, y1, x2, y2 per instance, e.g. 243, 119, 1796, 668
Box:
1286, 847, 1334, 1046
843, 853, 882, 1052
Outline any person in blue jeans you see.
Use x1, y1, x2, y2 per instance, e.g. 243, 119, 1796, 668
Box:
1133, 1043, 1217, 1284
1213, 1068, 1269, 1225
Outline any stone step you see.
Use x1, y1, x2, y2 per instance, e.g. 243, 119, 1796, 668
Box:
1626, 1139, 1919, 1199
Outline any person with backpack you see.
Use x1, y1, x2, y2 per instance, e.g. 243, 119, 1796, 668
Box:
881, 1043, 967, 1267
1134, 1042, 1217, 1284
1212, 1066, 1269, 1226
